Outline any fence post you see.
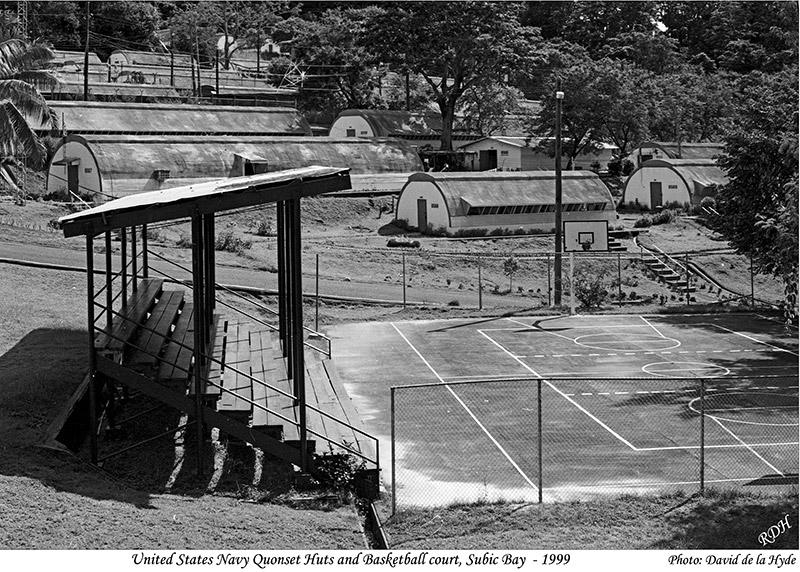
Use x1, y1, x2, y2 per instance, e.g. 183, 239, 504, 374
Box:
315, 253, 320, 332
538, 378, 543, 504
750, 254, 755, 308
402, 253, 406, 309
685, 252, 690, 305
617, 252, 622, 306
700, 377, 705, 496
478, 255, 482, 310
547, 253, 552, 306
391, 386, 397, 515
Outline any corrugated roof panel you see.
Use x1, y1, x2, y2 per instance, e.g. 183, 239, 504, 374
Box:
405, 172, 614, 216
46, 101, 312, 135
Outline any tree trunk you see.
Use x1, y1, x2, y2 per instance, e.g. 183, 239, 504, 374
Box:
439, 103, 454, 152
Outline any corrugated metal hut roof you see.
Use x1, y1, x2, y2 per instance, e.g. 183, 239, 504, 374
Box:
52, 50, 104, 66
404, 171, 614, 217
637, 141, 724, 160
641, 158, 728, 188
61, 135, 422, 193
337, 109, 444, 136
45, 81, 181, 100
110, 49, 194, 68
46, 101, 311, 135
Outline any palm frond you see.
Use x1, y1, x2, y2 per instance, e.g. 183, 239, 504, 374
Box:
0, 80, 55, 127
0, 39, 55, 80
0, 100, 47, 166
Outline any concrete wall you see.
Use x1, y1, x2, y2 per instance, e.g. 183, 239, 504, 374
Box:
623, 166, 690, 208
396, 180, 451, 231
329, 116, 375, 138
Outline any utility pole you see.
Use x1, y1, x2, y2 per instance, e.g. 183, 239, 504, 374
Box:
553, 79, 564, 305
16, 0, 28, 40
83, 1, 90, 101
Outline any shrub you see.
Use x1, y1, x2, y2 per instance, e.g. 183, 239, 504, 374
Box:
215, 231, 252, 254
176, 234, 192, 248
387, 238, 421, 248
254, 219, 274, 236
313, 452, 365, 492
447, 299, 460, 307
574, 268, 610, 308
634, 215, 653, 228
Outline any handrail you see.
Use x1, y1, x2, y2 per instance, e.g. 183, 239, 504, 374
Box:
92, 306, 379, 469
146, 248, 331, 358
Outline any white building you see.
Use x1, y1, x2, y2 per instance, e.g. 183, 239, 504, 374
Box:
622, 159, 728, 209
459, 137, 619, 172
396, 171, 617, 235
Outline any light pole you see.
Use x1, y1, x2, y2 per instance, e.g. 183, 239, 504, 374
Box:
554, 80, 564, 306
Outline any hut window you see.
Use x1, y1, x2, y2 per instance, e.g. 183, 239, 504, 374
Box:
542, 204, 555, 213
346, 128, 356, 137
467, 207, 481, 216
589, 203, 606, 211
488, 206, 500, 215
511, 205, 524, 214
500, 150, 509, 156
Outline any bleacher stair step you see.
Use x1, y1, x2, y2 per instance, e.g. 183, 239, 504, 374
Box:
218, 320, 253, 422
128, 290, 184, 369
95, 278, 163, 358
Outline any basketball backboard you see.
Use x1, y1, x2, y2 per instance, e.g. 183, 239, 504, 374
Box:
563, 220, 609, 252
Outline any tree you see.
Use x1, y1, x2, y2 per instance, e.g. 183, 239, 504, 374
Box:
713, 68, 799, 320
92, 1, 161, 54
522, 1, 661, 54
459, 80, 527, 137
28, 1, 83, 48
503, 256, 519, 293
366, 1, 542, 151
530, 59, 608, 169
0, 38, 57, 166
277, 5, 383, 118
0, 38, 57, 204
593, 60, 653, 157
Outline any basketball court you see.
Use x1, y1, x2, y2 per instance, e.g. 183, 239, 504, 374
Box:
327, 313, 798, 507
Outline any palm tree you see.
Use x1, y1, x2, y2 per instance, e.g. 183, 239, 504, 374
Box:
0, 38, 58, 201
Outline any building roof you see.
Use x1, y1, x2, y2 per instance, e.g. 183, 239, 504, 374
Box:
59, 166, 350, 237
634, 141, 724, 160
403, 171, 614, 216
44, 101, 311, 136
460, 136, 619, 151
51, 135, 423, 196
109, 49, 194, 68
335, 109, 445, 137
45, 81, 182, 101
638, 158, 728, 189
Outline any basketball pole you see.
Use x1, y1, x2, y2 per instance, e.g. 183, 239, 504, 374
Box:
569, 251, 576, 315
554, 80, 564, 306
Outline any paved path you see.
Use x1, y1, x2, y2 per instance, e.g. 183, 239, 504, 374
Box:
0, 239, 530, 309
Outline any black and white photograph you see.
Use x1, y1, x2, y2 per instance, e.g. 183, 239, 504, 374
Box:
0, 1, 797, 569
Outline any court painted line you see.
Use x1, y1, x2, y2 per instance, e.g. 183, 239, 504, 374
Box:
709, 323, 800, 357
709, 416, 785, 475
390, 322, 540, 492
480, 329, 638, 451
637, 441, 800, 452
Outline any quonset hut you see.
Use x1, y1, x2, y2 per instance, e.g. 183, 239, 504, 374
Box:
44, 102, 422, 200
47, 136, 423, 199
396, 171, 616, 235
622, 159, 728, 209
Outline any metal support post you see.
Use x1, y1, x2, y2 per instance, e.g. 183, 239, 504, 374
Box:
86, 233, 98, 465
700, 377, 705, 495
290, 197, 308, 472
538, 378, 543, 504
105, 232, 113, 333
191, 215, 205, 475
685, 253, 690, 304
477, 255, 482, 310
121, 228, 128, 307
277, 201, 287, 347
131, 226, 137, 291
402, 253, 407, 308
554, 80, 564, 306
547, 253, 552, 306
617, 252, 622, 306
750, 255, 755, 308
141, 225, 149, 278
203, 214, 215, 344
315, 253, 320, 332
391, 387, 396, 515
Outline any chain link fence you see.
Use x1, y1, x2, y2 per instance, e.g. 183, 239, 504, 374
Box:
390, 375, 798, 512
308, 246, 785, 311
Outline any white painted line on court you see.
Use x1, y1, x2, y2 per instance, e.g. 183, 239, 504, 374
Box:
709, 415, 786, 475
709, 323, 800, 357
636, 441, 799, 451
478, 329, 638, 451
390, 322, 540, 492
